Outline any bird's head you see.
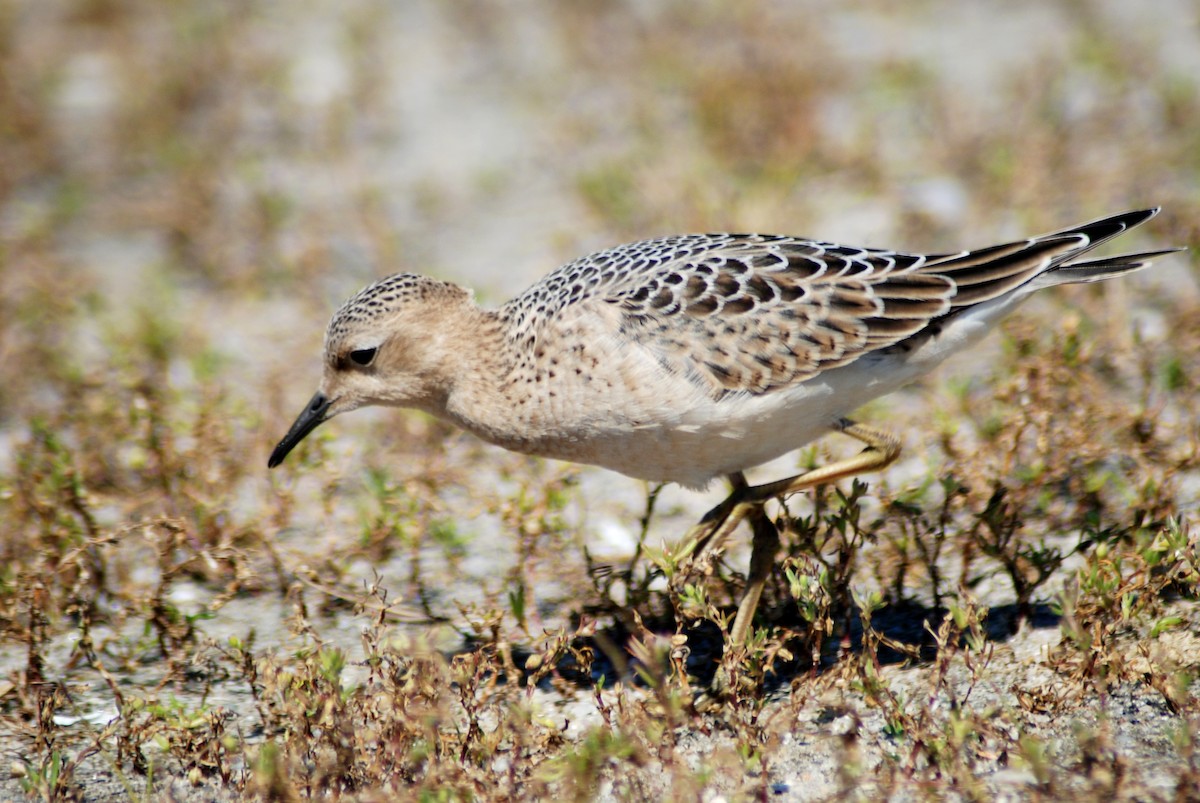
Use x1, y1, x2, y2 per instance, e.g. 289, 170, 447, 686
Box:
268, 273, 474, 468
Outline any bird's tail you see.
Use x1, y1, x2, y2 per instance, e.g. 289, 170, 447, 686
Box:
1032, 207, 1184, 288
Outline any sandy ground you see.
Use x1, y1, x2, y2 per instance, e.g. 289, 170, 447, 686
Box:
1, 0, 1198, 799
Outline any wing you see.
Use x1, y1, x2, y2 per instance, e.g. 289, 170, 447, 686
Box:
604, 235, 956, 395
503, 210, 1163, 399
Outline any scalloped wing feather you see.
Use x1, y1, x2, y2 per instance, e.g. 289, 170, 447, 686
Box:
502, 209, 1167, 400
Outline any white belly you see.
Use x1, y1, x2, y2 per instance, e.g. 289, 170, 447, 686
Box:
558, 354, 906, 487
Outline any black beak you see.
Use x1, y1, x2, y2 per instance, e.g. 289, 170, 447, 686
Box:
268, 392, 333, 468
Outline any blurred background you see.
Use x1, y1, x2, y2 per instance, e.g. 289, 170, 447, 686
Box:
4, 0, 1197, 558
3, 3, 1195, 450
3, 0, 1199, 608
4, 0, 1198, 424
4, 0, 1200, 644
2, 0, 1199, 797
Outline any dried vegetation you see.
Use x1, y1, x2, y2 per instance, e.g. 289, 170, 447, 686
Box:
1, 1, 1198, 800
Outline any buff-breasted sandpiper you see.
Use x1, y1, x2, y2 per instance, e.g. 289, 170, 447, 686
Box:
269, 207, 1180, 646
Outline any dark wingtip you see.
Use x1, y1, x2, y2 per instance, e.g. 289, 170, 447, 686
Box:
1119, 206, 1161, 231
1071, 207, 1158, 245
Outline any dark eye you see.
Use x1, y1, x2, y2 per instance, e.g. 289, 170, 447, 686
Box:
349, 347, 377, 367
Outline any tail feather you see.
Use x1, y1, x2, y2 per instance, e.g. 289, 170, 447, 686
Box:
1042, 207, 1161, 268
921, 207, 1175, 306
1040, 246, 1186, 286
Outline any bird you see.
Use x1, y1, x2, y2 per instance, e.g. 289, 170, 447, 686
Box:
269, 207, 1180, 647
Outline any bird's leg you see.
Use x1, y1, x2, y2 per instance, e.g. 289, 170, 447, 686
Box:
686, 471, 749, 566
675, 419, 901, 645
673, 472, 755, 592
728, 506, 781, 646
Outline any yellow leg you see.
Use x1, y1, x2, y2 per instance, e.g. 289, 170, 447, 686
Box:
728, 506, 780, 646
677, 419, 901, 645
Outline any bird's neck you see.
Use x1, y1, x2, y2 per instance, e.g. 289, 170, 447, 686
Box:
436, 307, 552, 453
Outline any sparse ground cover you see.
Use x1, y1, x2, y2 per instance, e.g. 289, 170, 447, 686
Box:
1, 1, 1198, 800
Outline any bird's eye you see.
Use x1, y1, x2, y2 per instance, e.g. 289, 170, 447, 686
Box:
349, 347, 377, 367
